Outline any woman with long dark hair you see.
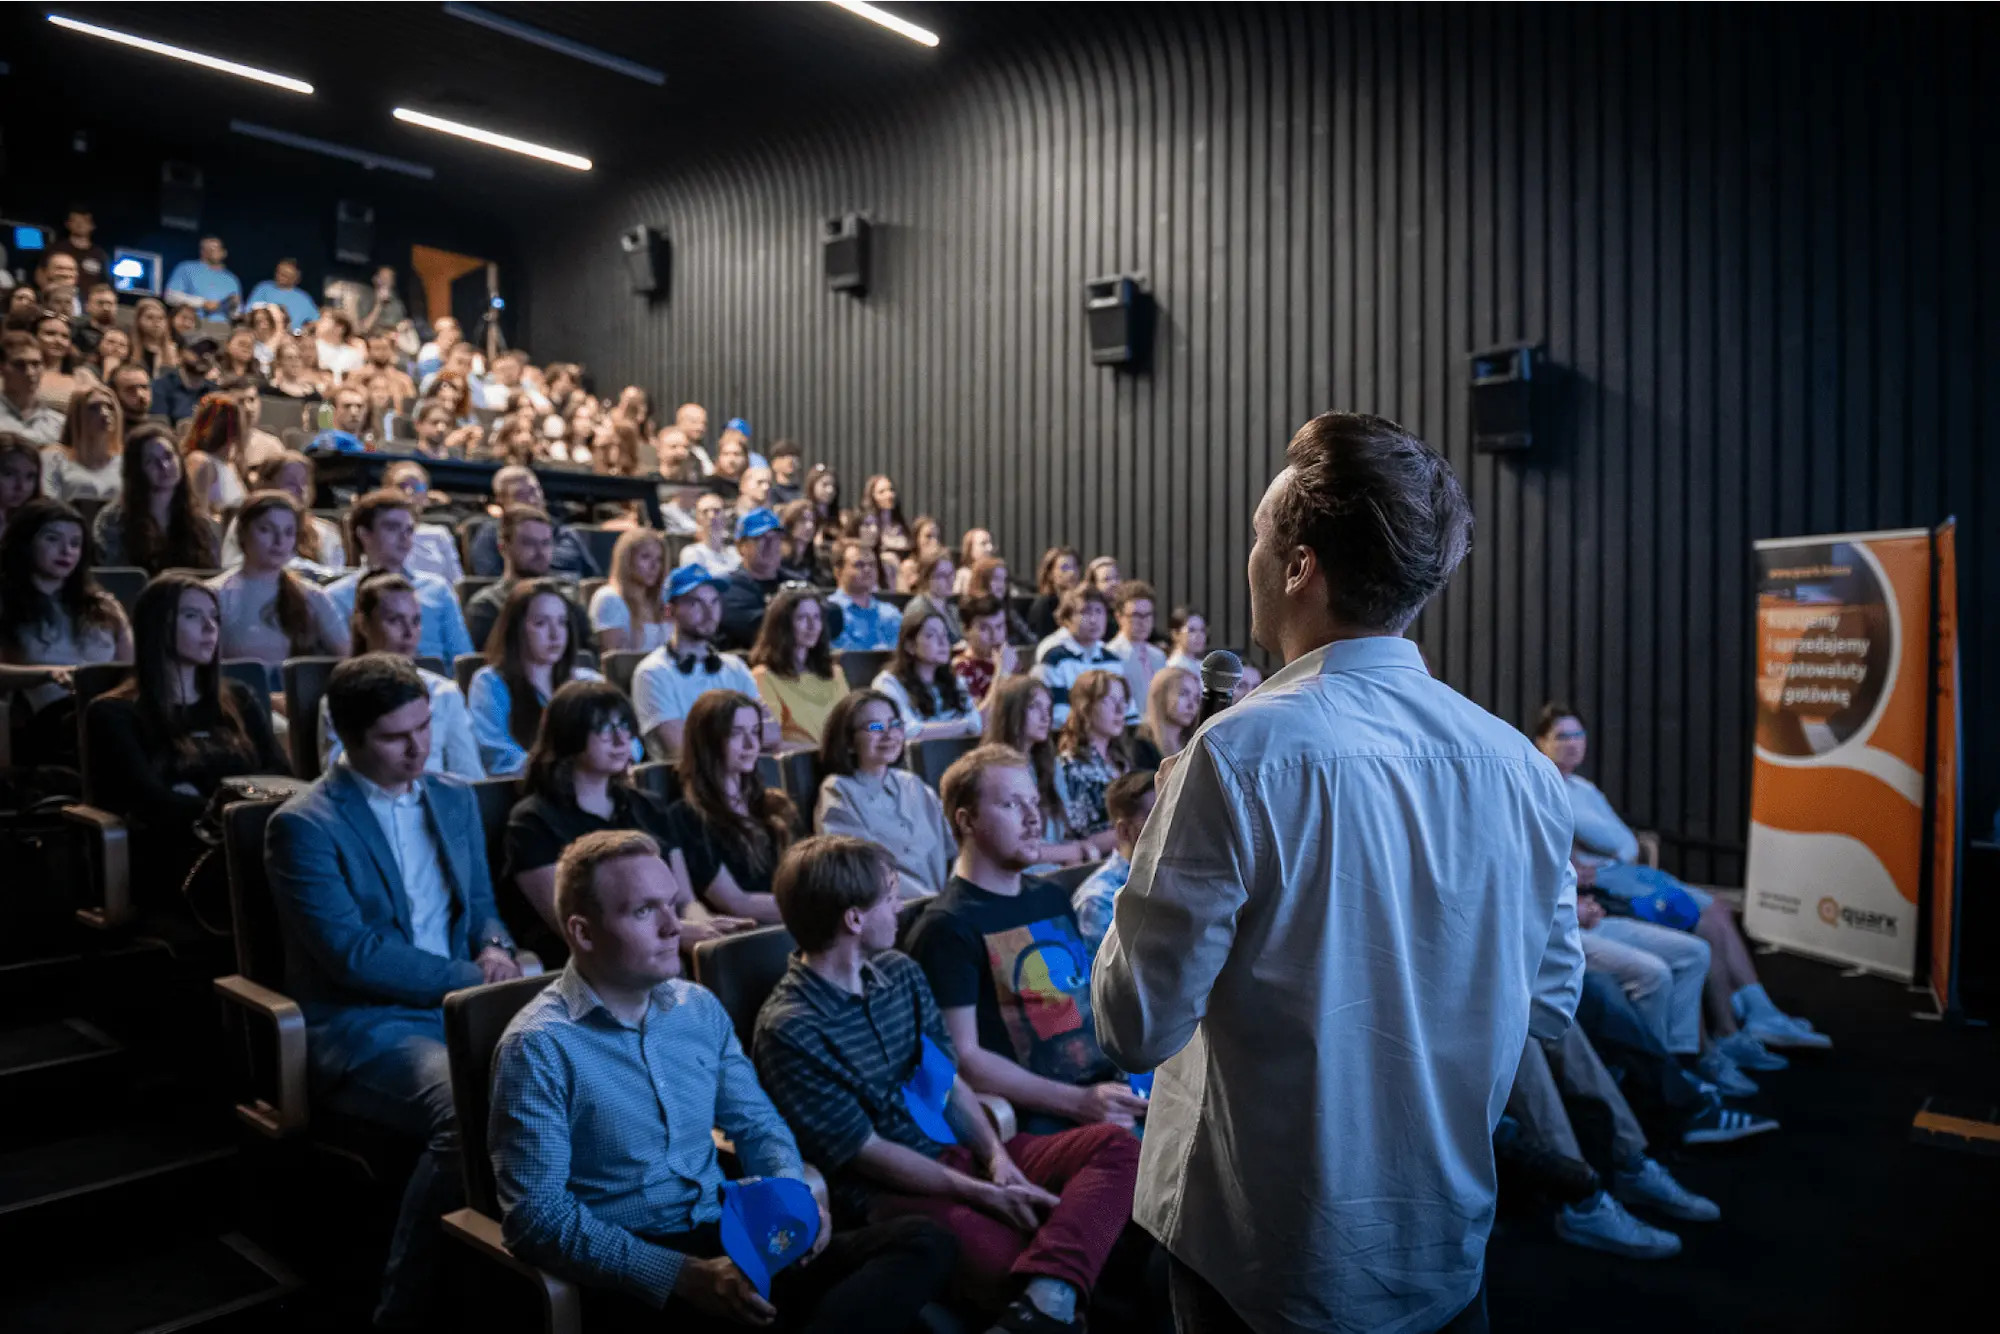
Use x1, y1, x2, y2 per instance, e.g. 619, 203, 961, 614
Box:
93, 424, 220, 572
1165, 605, 1208, 673
44, 381, 124, 505
748, 584, 843, 746
85, 326, 130, 384
1026, 545, 1081, 640
128, 298, 175, 380
88, 573, 286, 897
981, 674, 1109, 868
804, 463, 841, 526
966, 554, 1034, 646
873, 606, 981, 741
664, 689, 795, 922
0, 433, 45, 544
466, 577, 622, 776
502, 679, 749, 961
776, 499, 823, 585
813, 687, 954, 899
0, 498, 132, 754
206, 491, 347, 674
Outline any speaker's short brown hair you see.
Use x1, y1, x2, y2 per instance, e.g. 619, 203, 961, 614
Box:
772, 836, 894, 954
555, 829, 661, 924
1273, 412, 1472, 632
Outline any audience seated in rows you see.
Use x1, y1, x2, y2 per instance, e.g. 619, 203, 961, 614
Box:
466, 466, 598, 579
813, 689, 955, 900
1070, 771, 1158, 952
490, 828, 959, 1333
875, 605, 984, 742
631, 565, 768, 760
326, 490, 475, 665
755, 834, 1142, 1331
750, 584, 845, 747
1033, 588, 1120, 725
905, 746, 1150, 1136
468, 577, 618, 778
321, 572, 483, 780
829, 539, 900, 652
208, 491, 349, 674
980, 677, 1113, 868
500, 679, 749, 963
591, 528, 672, 653
86, 573, 288, 906
165, 235, 242, 316
266, 653, 523, 1327
92, 423, 222, 572
463, 505, 591, 654
663, 690, 794, 925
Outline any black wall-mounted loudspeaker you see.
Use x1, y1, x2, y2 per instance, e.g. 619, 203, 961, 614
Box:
621, 225, 669, 297
1469, 344, 1539, 452
1085, 273, 1153, 371
335, 200, 375, 265
824, 214, 870, 296
160, 161, 203, 231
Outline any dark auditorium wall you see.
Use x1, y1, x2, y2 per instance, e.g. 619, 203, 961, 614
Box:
521, 3, 1997, 884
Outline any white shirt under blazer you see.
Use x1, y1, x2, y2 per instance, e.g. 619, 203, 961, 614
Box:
1093, 635, 1583, 1334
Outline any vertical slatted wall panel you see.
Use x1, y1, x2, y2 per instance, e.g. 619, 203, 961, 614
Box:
523, 3, 1996, 882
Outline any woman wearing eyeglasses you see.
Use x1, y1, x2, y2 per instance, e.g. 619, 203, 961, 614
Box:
502, 679, 754, 963
813, 689, 955, 899
748, 584, 844, 746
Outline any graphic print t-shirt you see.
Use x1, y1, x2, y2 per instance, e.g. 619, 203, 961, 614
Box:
905, 875, 1113, 1092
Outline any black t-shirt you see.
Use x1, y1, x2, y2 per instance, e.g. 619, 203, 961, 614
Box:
664, 798, 783, 905
717, 570, 782, 651
501, 784, 681, 961
50, 238, 112, 285
904, 874, 1115, 1092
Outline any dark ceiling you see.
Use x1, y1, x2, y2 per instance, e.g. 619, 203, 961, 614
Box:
1, 1, 1006, 202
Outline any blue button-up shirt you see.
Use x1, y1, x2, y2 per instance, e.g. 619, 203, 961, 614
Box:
165, 260, 242, 312
828, 591, 901, 652
246, 281, 321, 332
1070, 850, 1131, 951
326, 566, 475, 665
490, 964, 805, 1307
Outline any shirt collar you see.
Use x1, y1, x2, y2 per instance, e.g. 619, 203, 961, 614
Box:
783, 952, 890, 1016
343, 759, 423, 807
1265, 635, 1427, 692
555, 959, 683, 1028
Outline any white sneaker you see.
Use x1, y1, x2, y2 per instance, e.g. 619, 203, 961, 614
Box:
1746, 1014, 1832, 1050
1695, 1049, 1759, 1098
1716, 1030, 1789, 1071
1614, 1157, 1720, 1223
1555, 1192, 1683, 1259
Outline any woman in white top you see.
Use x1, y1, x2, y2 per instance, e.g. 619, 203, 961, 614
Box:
1165, 604, 1208, 673
813, 688, 955, 900
207, 491, 349, 680
676, 491, 742, 577
0, 499, 132, 719
591, 528, 672, 653
871, 607, 982, 742
951, 527, 996, 597
467, 577, 638, 777
320, 571, 483, 778
380, 461, 464, 584
42, 383, 124, 505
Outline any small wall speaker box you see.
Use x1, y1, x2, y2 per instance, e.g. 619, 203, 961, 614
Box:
334, 200, 375, 265
1470, 344, 1538, 452
160, 161, 204, 232
824, 214, 869, 296
1085, 274, 1153, 370
621, 225, 669, 297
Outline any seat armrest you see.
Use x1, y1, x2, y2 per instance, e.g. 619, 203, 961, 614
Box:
1635, 830, 1662, 869
442, 1208, 582, 1334
61, 803, 133, 931
214, 973, 308, 1139
977, 1095, 1017, 1143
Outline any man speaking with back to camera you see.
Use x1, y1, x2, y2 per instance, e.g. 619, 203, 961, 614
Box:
1093, 412, 1583, 1334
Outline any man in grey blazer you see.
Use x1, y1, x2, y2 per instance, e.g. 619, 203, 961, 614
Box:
266, 652, 521, 1330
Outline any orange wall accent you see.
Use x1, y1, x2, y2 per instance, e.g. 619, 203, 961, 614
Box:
410, 244, 487, 325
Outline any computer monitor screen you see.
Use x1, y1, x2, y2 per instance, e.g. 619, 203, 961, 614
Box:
111, 248, 163, 297
12, 225, 46, 252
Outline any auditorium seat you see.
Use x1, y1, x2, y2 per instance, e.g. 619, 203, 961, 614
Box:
63, 694, 136, 931
1040, 860, 1104, 895
91, 566, 148, 615
767, 745, 823, 818
691, 924, 797, 1053
903, 736, 975, 790
632, 760, 679, 803
259, 397, 309, 436
212, 798, 308, 1138
281, 656, 343, 778
838, 649, 891, 690
601, 649, 647, 697
456, 576, 499, 612
578, 577, 607, 609
567, 525, 619, 576
222, 657, 278, 699
455, 653, 485, 697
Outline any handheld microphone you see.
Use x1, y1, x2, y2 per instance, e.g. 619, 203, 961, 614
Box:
1197, 650, 1242, 728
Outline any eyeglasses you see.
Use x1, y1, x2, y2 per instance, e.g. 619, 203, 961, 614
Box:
594, 719, 635, 741
856, 717, 906, 735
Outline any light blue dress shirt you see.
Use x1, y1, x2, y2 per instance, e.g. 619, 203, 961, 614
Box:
490, 965, 805, 1306
325, 566, 475, 666
246, 281, 321, 332
828, 591, 901, 652
164, 260, 242, 312
1093, 636, 1583, 1334
1071, 850, 1131, 950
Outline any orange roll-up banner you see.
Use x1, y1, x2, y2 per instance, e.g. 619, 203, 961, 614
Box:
1746, 530, 1931, 979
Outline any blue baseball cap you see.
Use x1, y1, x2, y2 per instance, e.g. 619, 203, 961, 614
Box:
725, 416, 752, 437
718, 1176, 820, 1299
666, 564, 728, 603
734, 507, 783, 542
900, 1035, 959, 1147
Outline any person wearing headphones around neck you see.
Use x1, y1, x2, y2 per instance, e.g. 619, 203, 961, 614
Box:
632, 563, 781, 761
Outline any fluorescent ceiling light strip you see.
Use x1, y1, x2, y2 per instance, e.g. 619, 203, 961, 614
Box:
827, 1, 940, 48
47, 13, 313, 94
442, 3, 666, 87
229, 120, 435, 180
392, 107, 592, 171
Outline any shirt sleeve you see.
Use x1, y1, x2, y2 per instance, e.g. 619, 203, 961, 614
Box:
590, 586, 630, 632
467, 669, 528, 776
870, 672, 923, 732
1091, 731, 1256, 1072
304, 584, 348, 655
753, 1024, 877, 1173
1071, 869, 1118, 951
491, 1029, 689, 1306
631, 658, 674, 741
703, 994, 805, 1181
905, 909, 985, 1012
431, 682, 487, 780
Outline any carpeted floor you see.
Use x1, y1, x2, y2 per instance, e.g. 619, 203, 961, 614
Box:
1486, 950, 1999, 1332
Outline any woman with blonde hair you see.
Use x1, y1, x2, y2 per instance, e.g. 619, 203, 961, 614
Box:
44, 382, 124, 505
1129, 665, 1199, 772
265, 338, 322, 403
590, 528, 671, 653
981, 674, 1111, 867
128, 298, 176, 380
206, 490, 348, 675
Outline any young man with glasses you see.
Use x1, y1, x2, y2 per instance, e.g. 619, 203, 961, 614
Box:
0, 332, 63, 445
631, 564, 777, 760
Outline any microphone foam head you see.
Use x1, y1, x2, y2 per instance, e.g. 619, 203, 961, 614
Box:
1200, 649, 1243, 695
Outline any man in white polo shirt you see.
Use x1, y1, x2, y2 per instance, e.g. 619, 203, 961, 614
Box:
632, 564, 779, 760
